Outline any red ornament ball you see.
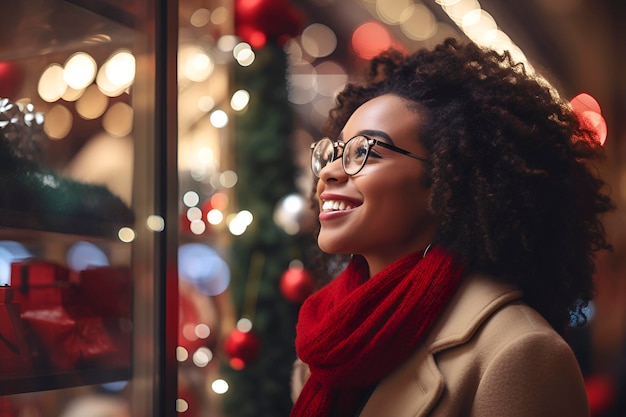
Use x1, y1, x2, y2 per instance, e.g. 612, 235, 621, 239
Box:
280, 266, 315, 303
0, 61, 24, 99
235, 0, 304, 47
224, 328, 260, 369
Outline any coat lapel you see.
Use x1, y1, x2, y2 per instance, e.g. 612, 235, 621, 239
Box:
359, 274, 523, 417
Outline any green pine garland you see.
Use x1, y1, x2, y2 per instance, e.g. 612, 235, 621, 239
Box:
222, 40, 305, 417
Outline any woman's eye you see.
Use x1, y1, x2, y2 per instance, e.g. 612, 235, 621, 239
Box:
355, 147, 368, 158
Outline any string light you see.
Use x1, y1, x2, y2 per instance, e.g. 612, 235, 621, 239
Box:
211, 379, 229, 394
146, 215, 165, 232
118, 227, 136, 243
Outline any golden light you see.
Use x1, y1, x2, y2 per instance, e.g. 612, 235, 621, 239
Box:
176, 399, 189, 412
103, 102, 133, 137
195, 324, 211, 339
234, 42, 255, 66
38, 64, 67, 102
190, 8, 211, 27
96, 62, 126, 97
105, 50, 136, 87
400, 4, 438, 41
182, 46, 214, 82
219, 170, 238, 188
375, 0, 412, 24
301, 23, 337, 58
183, 191, 200, 207
75, 84, 108, 120
230, 89, 250, 111
461, 9, 498, 45
190, 219, 206, 235
118, 227, 136, 243
442, 0, 481, 25
209, 109, 228, 128
192, 347, 213, 367
217, 35, 239, 52
186, 206, 202, 221
43, 104, 72, 139
207, 209, 224, 225
211, 379, 229, 394
237, 318, 253, 332
146, 215, 165, 232
176, 346, 189, 362
63, 52, 97, 90
61, 86, 85, 102
210, 6, 229, 25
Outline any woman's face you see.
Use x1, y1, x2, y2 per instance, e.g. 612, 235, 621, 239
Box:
316, 94, 438, 276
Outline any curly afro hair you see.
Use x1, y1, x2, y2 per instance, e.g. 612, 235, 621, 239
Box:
316, 38, 613, 333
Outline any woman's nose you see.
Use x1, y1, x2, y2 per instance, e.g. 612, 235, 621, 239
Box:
318, 157, 347, 183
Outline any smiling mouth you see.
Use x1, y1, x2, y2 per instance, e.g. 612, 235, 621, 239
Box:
321, 200, 356, 212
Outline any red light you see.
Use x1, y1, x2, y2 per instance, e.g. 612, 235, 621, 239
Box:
351, 21, 392, 60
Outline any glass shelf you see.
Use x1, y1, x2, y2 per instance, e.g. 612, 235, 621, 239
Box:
0, 366, 131, 396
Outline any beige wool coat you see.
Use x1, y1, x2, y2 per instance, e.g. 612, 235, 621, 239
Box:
291, 273, 590, 417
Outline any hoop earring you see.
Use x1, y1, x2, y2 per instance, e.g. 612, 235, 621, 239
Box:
423, 243, 432, 258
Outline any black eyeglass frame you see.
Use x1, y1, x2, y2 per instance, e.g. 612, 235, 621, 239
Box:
310, 135, 428, 178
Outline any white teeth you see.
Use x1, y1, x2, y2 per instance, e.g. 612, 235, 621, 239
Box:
322, 200, 354, 211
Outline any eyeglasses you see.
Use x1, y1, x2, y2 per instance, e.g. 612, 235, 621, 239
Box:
310, 135, 428, 178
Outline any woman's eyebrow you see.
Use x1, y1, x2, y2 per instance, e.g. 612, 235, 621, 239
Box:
357, 129, 394, 144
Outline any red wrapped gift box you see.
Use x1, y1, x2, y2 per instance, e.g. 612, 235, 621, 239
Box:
0, 286, 31, 373
21, 305, 117, 370
78, 266, 131, 320
10, 260, 73, 312
8, 260, 122, 371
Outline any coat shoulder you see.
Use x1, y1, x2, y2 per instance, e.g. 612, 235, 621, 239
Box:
433, 293, 589, 417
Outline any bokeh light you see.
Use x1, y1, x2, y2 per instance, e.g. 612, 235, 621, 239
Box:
63, 52, 97, 90
118, 227, 136, 243
400, 4, 438, 41
38, 64, 67, 102
352, 21, 392, 59
209, 109, 228, 128
103, 102, 133, 137
190, 8, 211, 27
376, 0, 413, 24
183, 191, 200, 207
66, 241, 109, 271
146, 215, 165, 232
301, 23, 337, 58
75, 84, 108, 120
43, 104, 72, 139
230, 89, 250, 111
211, 379, 229, 394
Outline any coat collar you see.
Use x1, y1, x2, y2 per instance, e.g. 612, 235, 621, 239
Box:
359, 274, 523, 417
425, 273, 523, 354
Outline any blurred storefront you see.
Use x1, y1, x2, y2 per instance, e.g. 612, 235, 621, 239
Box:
0, 0, 624, 416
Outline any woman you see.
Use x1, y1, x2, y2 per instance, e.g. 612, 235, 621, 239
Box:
290, 39, 613, 417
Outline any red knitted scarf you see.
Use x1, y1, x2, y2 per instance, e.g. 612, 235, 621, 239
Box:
291, 246, 465, 417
